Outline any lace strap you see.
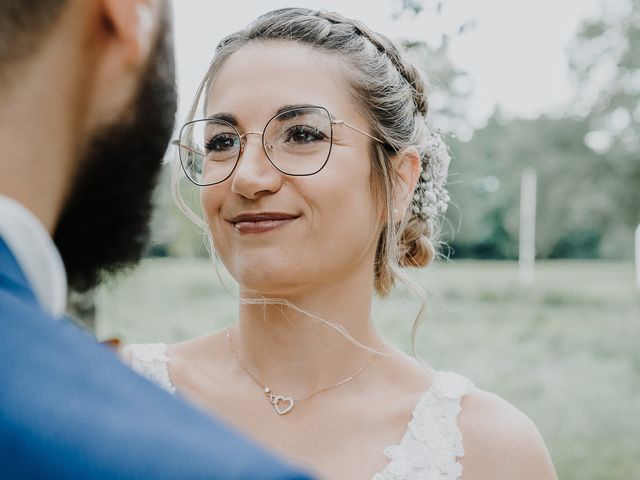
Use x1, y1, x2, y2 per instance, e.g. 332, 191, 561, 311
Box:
376, 370, 474, 480
122, 343, 176, 394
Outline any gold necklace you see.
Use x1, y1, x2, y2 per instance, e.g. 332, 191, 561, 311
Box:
226, 326, 384, 415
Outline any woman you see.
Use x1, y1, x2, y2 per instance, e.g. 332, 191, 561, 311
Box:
123, 8, 557, 480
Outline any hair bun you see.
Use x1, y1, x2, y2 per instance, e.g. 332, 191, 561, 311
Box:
398, 216, 435, 268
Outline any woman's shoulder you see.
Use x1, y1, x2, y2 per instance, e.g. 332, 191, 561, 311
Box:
120, 331, 224, 365
457, 385, 557, 480
119, 333, 227, 393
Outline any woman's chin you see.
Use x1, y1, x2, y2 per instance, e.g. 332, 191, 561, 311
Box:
229, 263, 300, 294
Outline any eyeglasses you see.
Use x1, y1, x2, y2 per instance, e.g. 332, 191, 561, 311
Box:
174, 106, 384, 186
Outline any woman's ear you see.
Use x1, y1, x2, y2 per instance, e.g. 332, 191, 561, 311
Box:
391, 147, 421, 221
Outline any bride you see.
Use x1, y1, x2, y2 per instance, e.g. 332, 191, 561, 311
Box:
123, 8, 557, 480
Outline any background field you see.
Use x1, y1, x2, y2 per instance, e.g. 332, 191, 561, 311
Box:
95, 258, 640, 480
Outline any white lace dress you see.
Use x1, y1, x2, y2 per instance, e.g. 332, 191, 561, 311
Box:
124, 343, 474, 480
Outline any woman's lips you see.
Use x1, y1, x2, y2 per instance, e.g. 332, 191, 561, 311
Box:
228, 213, 299, 234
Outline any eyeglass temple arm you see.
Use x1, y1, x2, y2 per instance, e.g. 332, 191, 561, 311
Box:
331, 120, 385, 144
171, 139, 204, 156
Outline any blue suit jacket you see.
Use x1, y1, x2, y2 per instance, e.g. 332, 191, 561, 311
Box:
0, 238, 312, 479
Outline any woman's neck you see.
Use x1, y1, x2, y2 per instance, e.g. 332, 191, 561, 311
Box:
232, 270, 385, 399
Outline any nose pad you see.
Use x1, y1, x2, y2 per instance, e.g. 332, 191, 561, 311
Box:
234, 133, 274, 177
231, 134, 282, 198
238, 134, 266, 160
238, 132, 268, 156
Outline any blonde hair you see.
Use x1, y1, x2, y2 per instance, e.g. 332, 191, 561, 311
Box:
172, 8, 450, 354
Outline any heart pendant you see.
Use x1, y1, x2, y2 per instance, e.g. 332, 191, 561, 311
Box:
269, 394, 294, 415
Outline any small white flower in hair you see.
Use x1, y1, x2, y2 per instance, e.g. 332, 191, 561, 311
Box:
410, 130, 452, 226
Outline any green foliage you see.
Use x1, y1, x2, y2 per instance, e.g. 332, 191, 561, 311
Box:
404, 0, 640, 260
395, 0, 425, 17
444, 113, 635, 259
568, 0, 640, 226
404, 40, 474, 138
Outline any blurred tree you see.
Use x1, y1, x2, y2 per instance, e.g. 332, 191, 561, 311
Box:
393, 0, 425, 17
397, 0, 476, 140
568, 0, 640, 230
404, 40, 474, 141
445, 114, 614, 259
442, 0, 639, 260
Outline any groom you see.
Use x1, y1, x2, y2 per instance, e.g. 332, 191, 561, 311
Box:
0, 1, 311, 478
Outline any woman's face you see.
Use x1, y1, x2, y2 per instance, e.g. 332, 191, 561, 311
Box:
202, 42, 382, 295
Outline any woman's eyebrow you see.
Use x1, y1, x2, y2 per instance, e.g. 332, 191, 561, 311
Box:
206, 112, 238, 126
206, 104, 321, 125
275, 104, 319, 115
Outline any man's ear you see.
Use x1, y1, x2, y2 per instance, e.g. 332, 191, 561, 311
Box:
391, 147, 421, 221
101, 0, 161, 66
84, 0, 164, 125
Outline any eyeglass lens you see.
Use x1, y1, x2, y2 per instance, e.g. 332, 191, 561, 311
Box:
179, 107, 333, 186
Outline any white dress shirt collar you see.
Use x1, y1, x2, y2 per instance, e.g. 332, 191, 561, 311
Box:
0, 195, 67, 318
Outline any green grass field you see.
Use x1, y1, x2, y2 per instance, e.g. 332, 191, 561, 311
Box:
95, 259, 640, 480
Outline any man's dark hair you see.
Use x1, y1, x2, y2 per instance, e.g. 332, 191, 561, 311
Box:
0, 0, 68, 72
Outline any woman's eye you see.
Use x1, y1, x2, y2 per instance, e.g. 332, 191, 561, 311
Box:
286, 125, 326, 143
205, 134, 237, 152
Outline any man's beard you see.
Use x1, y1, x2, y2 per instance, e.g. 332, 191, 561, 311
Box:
53, 14, 177, 292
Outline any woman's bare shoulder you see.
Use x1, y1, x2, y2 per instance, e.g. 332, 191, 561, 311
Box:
458, 387, 558, 480
118, 331, 224, 367
167, 331, 227, 361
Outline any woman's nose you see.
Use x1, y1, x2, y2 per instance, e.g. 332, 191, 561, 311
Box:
230, 133, 282, 199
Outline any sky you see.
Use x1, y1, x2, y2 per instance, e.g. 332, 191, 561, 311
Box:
170, 0, 604, 130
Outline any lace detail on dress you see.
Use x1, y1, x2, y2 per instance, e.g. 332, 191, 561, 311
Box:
373, 371, 474, 480
123, 343, 176, 394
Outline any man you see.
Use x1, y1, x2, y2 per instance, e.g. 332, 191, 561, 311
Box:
0, 0, 312, 478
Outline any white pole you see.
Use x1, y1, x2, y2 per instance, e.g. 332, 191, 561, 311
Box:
519, 168, 537, 287
635, 224, 640, 290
